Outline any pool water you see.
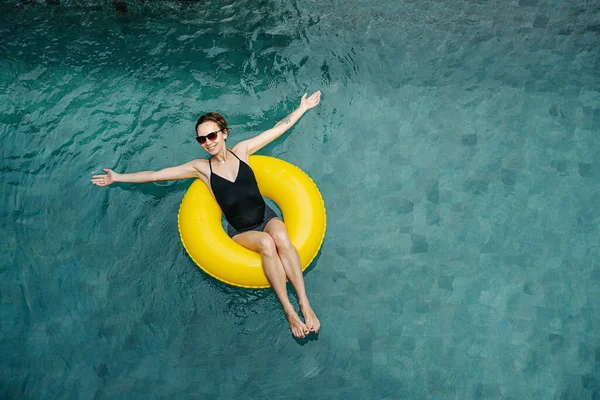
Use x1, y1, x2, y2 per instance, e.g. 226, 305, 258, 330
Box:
1, 0, 599, 398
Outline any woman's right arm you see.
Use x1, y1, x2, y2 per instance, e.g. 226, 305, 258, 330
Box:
91, 160, 203, 187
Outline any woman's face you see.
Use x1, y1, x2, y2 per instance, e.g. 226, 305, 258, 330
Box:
196, 121, 227, 155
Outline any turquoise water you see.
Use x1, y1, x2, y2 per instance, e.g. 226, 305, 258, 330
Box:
2, 0, 600, 398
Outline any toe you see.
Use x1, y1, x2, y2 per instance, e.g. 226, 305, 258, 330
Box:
292, 323, 305, 338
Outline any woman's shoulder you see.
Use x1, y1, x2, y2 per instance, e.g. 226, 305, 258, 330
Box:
187, 157, 209, 166
230, 143, 249, 161
188, 158, 210, 175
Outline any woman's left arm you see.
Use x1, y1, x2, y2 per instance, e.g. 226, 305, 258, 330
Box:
237, 91, 321, 156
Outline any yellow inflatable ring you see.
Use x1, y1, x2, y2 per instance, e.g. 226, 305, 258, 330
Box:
178, 155, 326, 289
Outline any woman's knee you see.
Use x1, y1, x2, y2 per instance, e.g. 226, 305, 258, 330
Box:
271, 231, 293, 252
258, 234, 277, 257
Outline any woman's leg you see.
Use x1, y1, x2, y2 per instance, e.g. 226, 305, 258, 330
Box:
232, 231, 310, 338
264, 219, 320, 333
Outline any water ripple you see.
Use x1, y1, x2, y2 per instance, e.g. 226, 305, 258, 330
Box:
2, 1, 600, 398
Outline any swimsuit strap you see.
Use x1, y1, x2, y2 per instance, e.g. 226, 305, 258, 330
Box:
208, 157, 213, 173
228, 149, 242, 161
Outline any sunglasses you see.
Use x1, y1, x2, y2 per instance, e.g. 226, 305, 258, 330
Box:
195, 129, 224, 145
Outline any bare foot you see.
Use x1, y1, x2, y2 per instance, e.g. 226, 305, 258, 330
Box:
300, 304, 320, 333
284, 307, 310, 338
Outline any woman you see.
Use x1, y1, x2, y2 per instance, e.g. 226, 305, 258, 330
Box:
92, 91, 322, 338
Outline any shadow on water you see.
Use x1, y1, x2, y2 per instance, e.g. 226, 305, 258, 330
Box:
302, 228, 327, 277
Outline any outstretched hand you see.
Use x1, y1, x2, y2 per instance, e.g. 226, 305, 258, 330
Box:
300, 90, 321, 111
91, 168, 117, 187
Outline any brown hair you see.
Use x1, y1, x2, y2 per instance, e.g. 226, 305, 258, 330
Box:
195, 112, 229, 135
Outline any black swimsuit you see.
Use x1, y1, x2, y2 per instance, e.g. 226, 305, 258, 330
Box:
209, 150, 278, 237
